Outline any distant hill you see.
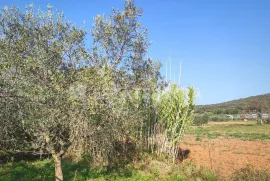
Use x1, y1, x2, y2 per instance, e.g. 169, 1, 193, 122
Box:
195, 93, 270, 114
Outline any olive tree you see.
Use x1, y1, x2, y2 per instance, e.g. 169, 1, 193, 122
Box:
0, 4, 87, 180
88, 0, 162, 155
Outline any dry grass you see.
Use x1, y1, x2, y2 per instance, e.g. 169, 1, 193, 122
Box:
230, 165, 270, 181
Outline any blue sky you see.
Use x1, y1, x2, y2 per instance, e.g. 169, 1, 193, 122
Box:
1, 0, 270, 105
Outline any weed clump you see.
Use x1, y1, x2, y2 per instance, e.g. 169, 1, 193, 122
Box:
172, 161, 219, 181
230, 165, 270, 181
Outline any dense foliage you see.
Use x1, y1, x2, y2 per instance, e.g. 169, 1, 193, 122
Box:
0, 1, 195, 180
193, 113, 211, 126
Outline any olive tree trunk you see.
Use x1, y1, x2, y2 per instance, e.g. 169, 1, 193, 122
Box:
53, 154, 63, 181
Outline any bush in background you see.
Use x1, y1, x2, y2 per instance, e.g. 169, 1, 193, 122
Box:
193, 113, 210, 126
265, 117, 270, 124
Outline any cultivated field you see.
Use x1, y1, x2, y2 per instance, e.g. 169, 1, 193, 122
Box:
181, 121, 270, 179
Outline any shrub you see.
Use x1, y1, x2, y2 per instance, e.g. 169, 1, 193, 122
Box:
172, 161, 219, 181
265, 118, 270, 124
193, 114, 210, 126
211, 116, 219, 122
230, 166, 270, 181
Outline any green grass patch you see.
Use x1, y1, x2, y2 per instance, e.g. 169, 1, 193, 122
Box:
207, 133, 223, 139
228, 133, 270, 140
195, 135, 201, 141
0, 158, 184, 181
0, 155, 221, 181
186, 123, 270, 140
0, 159, 155, 181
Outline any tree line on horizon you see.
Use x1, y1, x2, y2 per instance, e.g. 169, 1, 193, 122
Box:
195, 93, 270, 115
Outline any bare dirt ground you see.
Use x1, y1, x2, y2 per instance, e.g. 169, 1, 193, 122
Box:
180, 135, 270, 179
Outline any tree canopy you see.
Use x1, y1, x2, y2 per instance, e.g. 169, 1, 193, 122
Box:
0, 1, 195, 180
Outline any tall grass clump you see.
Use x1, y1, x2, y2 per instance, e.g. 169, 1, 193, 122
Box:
148, 84, 195, 162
